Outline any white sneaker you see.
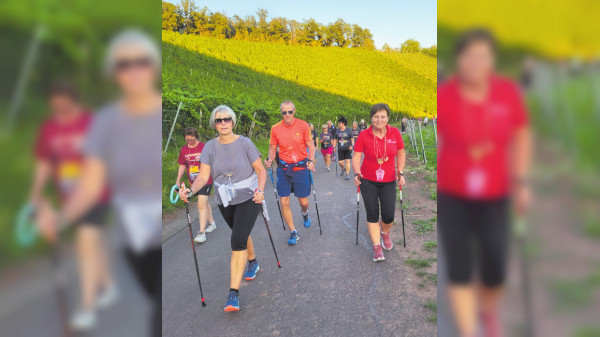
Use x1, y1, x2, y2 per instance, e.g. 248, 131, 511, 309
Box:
205, 223, 217, 233
327, 167, 331, 171
194, 232, 206, 243
96, 284, 119, 309
70, 309, 96, 331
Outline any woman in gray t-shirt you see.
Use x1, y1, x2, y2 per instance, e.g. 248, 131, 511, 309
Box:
180, 105, 267, 313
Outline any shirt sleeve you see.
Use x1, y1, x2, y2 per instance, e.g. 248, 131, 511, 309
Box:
303, 123, 311, 144
200, 141, 214, 167
395, 127, 405, 150
269, 125, 278, 145
354, 132, 365, 152
83, 110, 110, 161
34, 123, 50, 160
177, 147, 186, 165
245, 137, 262, 164
511, 84, 529, 127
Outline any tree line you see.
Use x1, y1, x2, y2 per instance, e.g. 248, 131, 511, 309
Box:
162, 0, 434, 53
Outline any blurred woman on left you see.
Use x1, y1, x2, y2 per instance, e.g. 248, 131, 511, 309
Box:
36, 30, 162, 337
29, 83, 115, 331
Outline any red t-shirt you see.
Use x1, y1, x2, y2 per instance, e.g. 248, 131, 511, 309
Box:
35, 112, 110, 203
270, 118, 311, 170
437, 75, 529, 199
177, 142, 213, 185
354, 125, 404, 183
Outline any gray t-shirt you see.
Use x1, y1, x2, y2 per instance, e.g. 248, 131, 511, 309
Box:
201, 136, 261, 205
84, 102, 162, 251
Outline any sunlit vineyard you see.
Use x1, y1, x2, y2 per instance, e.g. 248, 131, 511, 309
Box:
162, 30, 437, 138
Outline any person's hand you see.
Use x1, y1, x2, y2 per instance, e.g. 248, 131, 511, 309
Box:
307, 161, 315, 171
253, 189, 265, 204
178, 183, 191, 202
175, 180, 180, 189
36, 201, 58, 243
397, 173, 406, 187
514, 183, 531, 215
349, 146, 353, 151
265, 158, 272, 169
354, 172, 363, 186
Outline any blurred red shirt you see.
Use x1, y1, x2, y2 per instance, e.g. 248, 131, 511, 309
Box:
35, 112, 110, 204
177, 142, 213, 185
437, 75, 529, 199
354, 125, 404, 183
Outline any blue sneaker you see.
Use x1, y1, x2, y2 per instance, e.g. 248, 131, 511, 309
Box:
244, 260, 260, 281
224, 290, 240, 312
303, 211, 311, 228
287, 230, 299, 245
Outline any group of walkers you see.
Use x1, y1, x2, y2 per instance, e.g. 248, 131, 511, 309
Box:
176, 100, 406, 312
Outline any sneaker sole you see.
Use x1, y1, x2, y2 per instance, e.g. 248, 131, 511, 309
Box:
205, 227, 216, 233
304, 220, 311, 228
224, 305, 240, 312
244, 266, 260, 281
194, 239, 206, 243
288, 236, 300, 245
373, 256, 386, 262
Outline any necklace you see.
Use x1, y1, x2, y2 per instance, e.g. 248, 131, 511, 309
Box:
373, 127, 388, 165
217, 136, 237, 185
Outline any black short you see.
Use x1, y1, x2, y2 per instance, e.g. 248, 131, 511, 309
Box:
194, 184, 212, 196
438, 192, 510, 287
218, 198, 261, 251
76, 203, 109, 226
337, 148, 352, 160
360, 179, 396, 224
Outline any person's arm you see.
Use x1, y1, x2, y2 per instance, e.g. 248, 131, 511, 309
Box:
396, 149, 406, 186
61, 156, 106, 225
351, 151, 362, 185
266, 144, 277, 168
180, 164, 211, 201
29, 160, 52, 204
176, 165, 186, 187
512, 125, 532, 214
251, 158, 267, 203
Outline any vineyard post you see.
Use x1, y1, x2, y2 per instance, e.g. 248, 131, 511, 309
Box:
411, 120, 420, 159
164, 101, 183, 153
249, 112, 257, 139
418, 120, 427, 165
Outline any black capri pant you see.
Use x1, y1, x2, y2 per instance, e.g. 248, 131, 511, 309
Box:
360, 179, 397, 224
438, 192, 510, 287
218, 198, 261, 251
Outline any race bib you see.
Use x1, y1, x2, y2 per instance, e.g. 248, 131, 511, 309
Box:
189, 165, 200, 180
58, 161, 81, 193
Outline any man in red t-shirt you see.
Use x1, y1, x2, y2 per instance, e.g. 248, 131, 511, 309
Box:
176, 127, 216, 243
265, 100, 316, 245
437, 29, 532, 337
29, 82, 115, 329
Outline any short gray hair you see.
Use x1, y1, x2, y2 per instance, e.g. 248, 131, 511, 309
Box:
280, 100, 296, 111
209, 105, 237, 128
104, 29, 161, 76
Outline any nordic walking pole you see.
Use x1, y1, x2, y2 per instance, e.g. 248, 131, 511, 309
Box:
334, 150, 338, 175
418, 120, 427, 165
309, 171, 323, 235
268, 163, 286, 230
257, 195, 282, 268
181, 183, 207, 307
356, 185, 360, 245
515, 217, 534, 337
399, 185, 406, 247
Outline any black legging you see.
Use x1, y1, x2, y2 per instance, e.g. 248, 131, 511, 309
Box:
360, 179, 397, 224
218, 198, 261, 251
124, 247, 161, 337
438, 192, 510, 287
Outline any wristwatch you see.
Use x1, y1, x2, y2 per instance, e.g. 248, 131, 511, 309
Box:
256, 189, 264, 194
397, 171, 404, 176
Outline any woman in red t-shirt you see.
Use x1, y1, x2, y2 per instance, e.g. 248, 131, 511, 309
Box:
437, 29, 531, 337
352, 103, 406, 262
176, 127, 216, 244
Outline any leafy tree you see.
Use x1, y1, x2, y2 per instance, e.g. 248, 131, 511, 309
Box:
421, 45, 437, 58
189, 7, 210, 36
177, 0, 198, 34
324, 19, 351, 47
382, 43, 392, 53
162, 1, 180, 31
208, 11, 234, 38
401, 39, 421, 53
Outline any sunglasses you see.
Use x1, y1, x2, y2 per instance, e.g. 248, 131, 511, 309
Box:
115, 57, 153, 72
215, 117, 233, 124
281, 110, 294, 115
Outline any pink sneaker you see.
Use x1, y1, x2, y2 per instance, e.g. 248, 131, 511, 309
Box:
481, 308, 503, 337
373, 244, 385, 262
381, 231, 394, 250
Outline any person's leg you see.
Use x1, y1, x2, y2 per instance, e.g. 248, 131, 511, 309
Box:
197, 195, 209, 233
76, 226, 102, 310
379, 182, 396, 233
229, 201, 260, 290
438, 193, 477, 337
246, 236, 255, 261
344, 159, 351, 175
325, 154, 331, 168
276, 168, 294, 231
360, 180, 382, 245
280, 196, 295, 232
207, 198, 215, 224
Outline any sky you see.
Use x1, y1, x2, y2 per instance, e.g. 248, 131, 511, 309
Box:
168, 0, 437, 49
